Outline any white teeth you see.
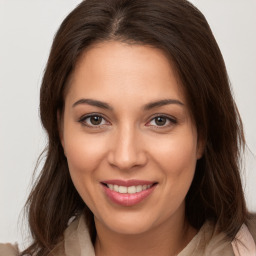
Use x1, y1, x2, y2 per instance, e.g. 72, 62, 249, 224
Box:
107, 184, 153, 194
118, 186, 127, 194
127, 186, 136, 194
136, 185, 142, 192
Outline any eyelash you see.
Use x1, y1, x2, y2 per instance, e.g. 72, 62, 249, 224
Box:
78, 113, 177, 129
78, 113, 109, 128
146, 114, 177, 128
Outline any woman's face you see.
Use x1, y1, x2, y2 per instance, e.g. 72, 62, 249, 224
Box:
61, 41, 202, 235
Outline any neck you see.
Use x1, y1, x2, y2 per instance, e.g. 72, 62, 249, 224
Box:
94, 205, 197, 256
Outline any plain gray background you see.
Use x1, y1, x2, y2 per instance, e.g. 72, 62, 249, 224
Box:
0, 0, 255, 248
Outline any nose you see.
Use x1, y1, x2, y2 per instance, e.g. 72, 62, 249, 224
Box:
107, 124, 147, 170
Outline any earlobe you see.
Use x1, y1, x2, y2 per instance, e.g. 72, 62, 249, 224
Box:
196, 136, 205, 160
57, 110, 65, 154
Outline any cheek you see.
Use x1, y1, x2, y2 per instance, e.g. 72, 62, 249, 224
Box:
151, 132, 197, 170
62, 124, 108, 202
147, 129, 198, 193
62, 129, 107, 212
150, 132, 198, 215
63, 124, 106, 173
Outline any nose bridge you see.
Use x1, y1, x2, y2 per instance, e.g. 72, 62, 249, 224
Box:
108, 122, 146, 170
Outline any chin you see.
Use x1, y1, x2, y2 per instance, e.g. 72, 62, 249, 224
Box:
95, 210, 159, 235
108, 221, 153, 235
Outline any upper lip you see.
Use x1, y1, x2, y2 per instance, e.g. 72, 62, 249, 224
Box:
101, 179, 157, 186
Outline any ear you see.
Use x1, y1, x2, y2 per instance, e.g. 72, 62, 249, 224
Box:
196, 135, 205, 160
57, 110, 65, 154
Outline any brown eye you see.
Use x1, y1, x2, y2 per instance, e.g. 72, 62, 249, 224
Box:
147, 115, 177, 128
79, 114, 109, 127
155, 116, 167, 126
90, 116, 102, 125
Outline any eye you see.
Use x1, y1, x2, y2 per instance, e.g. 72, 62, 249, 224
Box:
146, 115, 177, 127
79, 114, 109, 127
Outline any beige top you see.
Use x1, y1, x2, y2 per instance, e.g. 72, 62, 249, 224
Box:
1, 215, 256, 256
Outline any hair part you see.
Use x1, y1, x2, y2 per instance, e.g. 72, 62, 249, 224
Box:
21, 0, 247, 255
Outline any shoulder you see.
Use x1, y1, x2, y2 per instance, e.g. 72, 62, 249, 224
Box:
201, 222, 234, 255
247, 213, 256, 242
189, 220, 256, 256
179, 221, 234, 255
0, 217, 81, 256
230, 214, 256, 256
0, 243, 19, 256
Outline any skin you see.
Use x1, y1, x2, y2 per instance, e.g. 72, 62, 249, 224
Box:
60, 41, 203, 256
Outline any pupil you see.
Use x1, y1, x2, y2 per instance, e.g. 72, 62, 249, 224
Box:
90, 116, 102, 125
156, 117, 166, 126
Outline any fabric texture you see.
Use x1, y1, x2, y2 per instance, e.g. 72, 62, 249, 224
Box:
1, 215, 255, 256
0, 243, 19, 256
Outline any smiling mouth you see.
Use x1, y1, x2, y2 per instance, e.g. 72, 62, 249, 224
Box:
101, 180, 158, 206
102, 183, 155, 194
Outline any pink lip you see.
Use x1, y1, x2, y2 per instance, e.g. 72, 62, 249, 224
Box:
101, 179, 156, 186
101, 180, 157, 207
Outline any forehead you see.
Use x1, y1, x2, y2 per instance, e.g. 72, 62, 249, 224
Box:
65, 41, 185, 106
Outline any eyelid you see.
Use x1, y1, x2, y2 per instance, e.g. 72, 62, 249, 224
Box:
78, 113, 177, 128
78, 113, 110, 127
145, 114, 177, 127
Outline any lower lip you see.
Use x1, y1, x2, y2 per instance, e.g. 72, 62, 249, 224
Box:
102, 184, 156, 206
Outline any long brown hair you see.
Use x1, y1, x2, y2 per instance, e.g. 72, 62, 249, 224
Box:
21, 0, 248, 255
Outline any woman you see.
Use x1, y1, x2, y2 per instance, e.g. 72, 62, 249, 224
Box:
1, 0, 255, 255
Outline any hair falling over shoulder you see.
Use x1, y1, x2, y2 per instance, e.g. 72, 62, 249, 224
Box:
21, 0, 248, 255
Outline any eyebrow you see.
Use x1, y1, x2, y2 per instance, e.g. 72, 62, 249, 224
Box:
72, 99, 113, 110
143, 99, 184, 110
72, 98, 184, 110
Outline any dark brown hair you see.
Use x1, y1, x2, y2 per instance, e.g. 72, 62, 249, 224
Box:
21, 0, 248, 255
